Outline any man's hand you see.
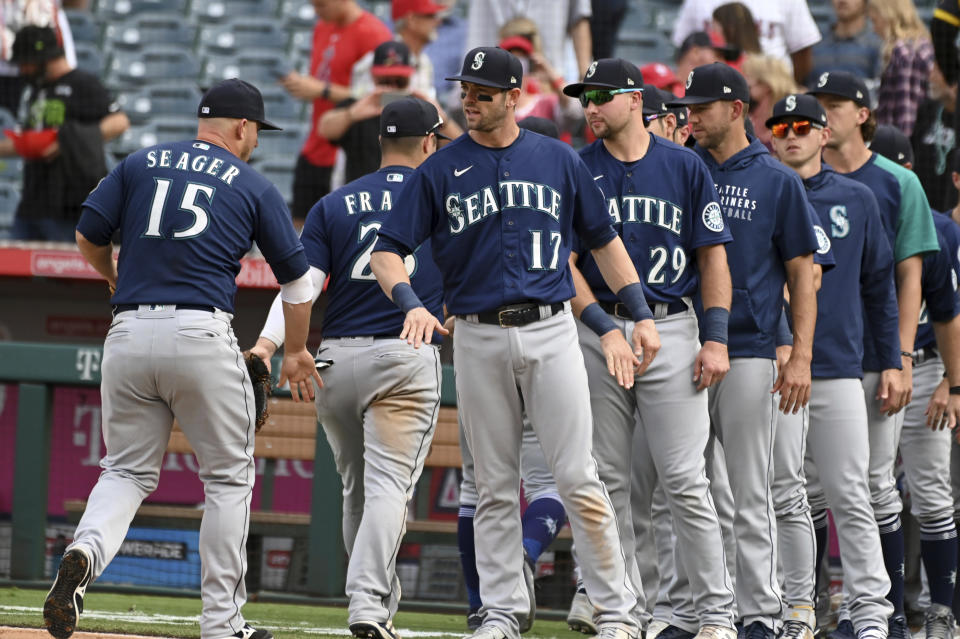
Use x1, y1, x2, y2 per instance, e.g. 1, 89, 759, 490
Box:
400, 307, 449, 348
693, 341, 729, 391
600, 329, 641, 389
279, 347, 323, 402
349, 90, 384, 121
924, 377, 960, 430
877, 366, 910, 415
249, 337, 279, 374
775, 344, 792, 375
280, 71, 326, 100
897, 359, 914, 409
630, 319, 660, 377
772, 350, 811, 414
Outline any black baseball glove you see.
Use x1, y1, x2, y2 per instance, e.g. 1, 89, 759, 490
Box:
244, 352, 272, 432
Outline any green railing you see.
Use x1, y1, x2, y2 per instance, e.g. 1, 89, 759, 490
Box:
0, 341, 456, 596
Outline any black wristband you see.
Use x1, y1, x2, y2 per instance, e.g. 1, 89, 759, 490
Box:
900, 350, 913, 359
950, 386, 960, 396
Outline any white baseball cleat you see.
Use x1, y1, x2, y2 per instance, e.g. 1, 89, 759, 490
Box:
465, 624, 508, 639
43, 547, 92, 639
695, 625, 737, 639
597, 622, 638, 639
350, 620, 400, 639
648, 620, 670, 639
518, 551, 535, 633
567, 589, 598, 635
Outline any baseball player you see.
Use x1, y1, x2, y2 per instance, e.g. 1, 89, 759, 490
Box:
808, 71, 940, 639
869, 126, 960, 639
768, 93, 898, 639
371, 46, 659, 639
667, 63, 822, 639
561, 58, 736, 639
249, 97, 448, 639
457, 115, 570, 634
44, 79, 321, 639
642, 87, 691, 147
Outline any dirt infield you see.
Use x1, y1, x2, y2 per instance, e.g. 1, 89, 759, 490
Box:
0, 628, 173, 639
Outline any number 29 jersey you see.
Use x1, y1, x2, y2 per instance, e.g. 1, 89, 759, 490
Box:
79, 139, 307, 313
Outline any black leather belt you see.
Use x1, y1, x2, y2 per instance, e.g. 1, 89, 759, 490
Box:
113, 304, 216, 313
912, 345, 939, 364
475, 302, 565, 327
598, 299, 687, 320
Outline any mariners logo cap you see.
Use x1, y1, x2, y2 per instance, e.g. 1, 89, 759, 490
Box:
372, 41, 414, 77
563, 58, 644, 97
380, 96, 451, 140
668, 63, 749, 106
765, 94, 828, 129
198, 78, 281, 130
446, 47, 522, 90
642, 86, 670, 117
807, 70, 871, 108
870, 124, 914, 167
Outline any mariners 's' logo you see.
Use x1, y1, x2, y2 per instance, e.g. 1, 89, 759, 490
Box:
814, 225, 831, 255
686, 71, 694, 89
829, 205, 849, 238
586, 61, 597, 78
952, 269, 958, 292
702, 202, 724, 232
471, 51, 485, 70
785, 95, 797, 111
445, 193, 465, 231
817, 72, 829, 88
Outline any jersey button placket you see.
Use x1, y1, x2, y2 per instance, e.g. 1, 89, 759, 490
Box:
502, 162, 522, 295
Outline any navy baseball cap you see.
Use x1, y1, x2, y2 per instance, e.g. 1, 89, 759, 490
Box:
198, 78, 281, 130
807, 70, 871, 108
642, 86, 670, 117
446, 47, 522, 90
870, 124, 914, 167
669, 63, 749, 105
765, 94, 828, 129
563, 58, 644, 97
380, 96, 451, 140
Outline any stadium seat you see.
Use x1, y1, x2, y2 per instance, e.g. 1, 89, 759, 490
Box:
64, 10, 100, 45
188, 0, 276, 24
198, 18, 288, 56
259, 85, 304, 122
94, 0, 189, 22
109, 116, 197, 158
0, 182, 21, 233
110, 123, 159, 158
201, 48, 291, 87
615, 29, 675, 66
117, 83, 203, 125
0, 107, 18, 131
106, 45, 202, 91
279, 0, 316, 29
255, 124, 306, 158
287, 28, 314, 64
103, 13, 197, 51
75, 42, 106, 76
255, 154, 295, 204
0, 157, 24, 184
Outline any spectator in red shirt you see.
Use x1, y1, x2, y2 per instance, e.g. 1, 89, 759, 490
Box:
280, 0, 391, 226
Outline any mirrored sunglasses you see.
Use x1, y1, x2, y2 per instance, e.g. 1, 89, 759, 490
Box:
771, 119, 818, 139
578, 88, 643, 107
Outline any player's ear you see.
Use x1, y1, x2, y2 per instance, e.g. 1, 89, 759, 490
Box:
952, 171, 960, 191
820, 126, 831, 148
505, 87, 522, 108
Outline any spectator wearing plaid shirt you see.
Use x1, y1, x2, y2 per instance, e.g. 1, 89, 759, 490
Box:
869, 0, 934, 138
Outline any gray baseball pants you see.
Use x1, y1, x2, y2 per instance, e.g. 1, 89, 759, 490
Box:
580, 308, 735, 631
801, 379, 894, 631
453, 308, 639, 639
68, 306, 256, 639
313, 336, 441, 625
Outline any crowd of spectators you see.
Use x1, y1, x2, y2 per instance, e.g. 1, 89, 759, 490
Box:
0, 0, 955, 243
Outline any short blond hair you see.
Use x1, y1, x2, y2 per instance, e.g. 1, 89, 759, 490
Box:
742, 54, 798, 103
868, 0, 931, 63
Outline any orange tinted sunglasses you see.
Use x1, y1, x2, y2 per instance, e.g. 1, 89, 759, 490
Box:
771, 120, 814, 139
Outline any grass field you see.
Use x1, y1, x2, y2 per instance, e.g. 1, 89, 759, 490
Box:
0, 587, 578, 639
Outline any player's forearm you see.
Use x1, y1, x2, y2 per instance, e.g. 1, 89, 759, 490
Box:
785, 254, 816, 359
591, 236, 641, 293
371, 251, 413, 300
100, 112, 130, 142
696, 244, 731, 311
790, 47, 813, 85
76, 230, 117, 288
896, 256, 923, 358
281, 300, 312, 352
934, 317, 960, 386
258, 292, 287, 351
0, 138, 15, 157
570, 18, 592, 77
318, 107, 353, 141
567, 252, 599, 316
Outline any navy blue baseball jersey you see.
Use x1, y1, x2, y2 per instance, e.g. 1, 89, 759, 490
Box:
301, 166, 444, 337
77, 139, 307, 314
804, 166, 899, 378
693, 138, 822, 359
915, 211, 960, 350
573, 134, 732, 304
375, 129, 617, 315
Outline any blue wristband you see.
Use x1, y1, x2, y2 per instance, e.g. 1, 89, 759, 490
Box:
580, 302, 619, 337
618, 282, 653, 322
391, 282, 424, 314
702, 307, 729, 345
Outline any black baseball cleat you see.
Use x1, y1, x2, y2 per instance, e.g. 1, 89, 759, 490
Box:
350, 620, 401, 639
43, 547, 92, 639
230, 624, 274, 639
